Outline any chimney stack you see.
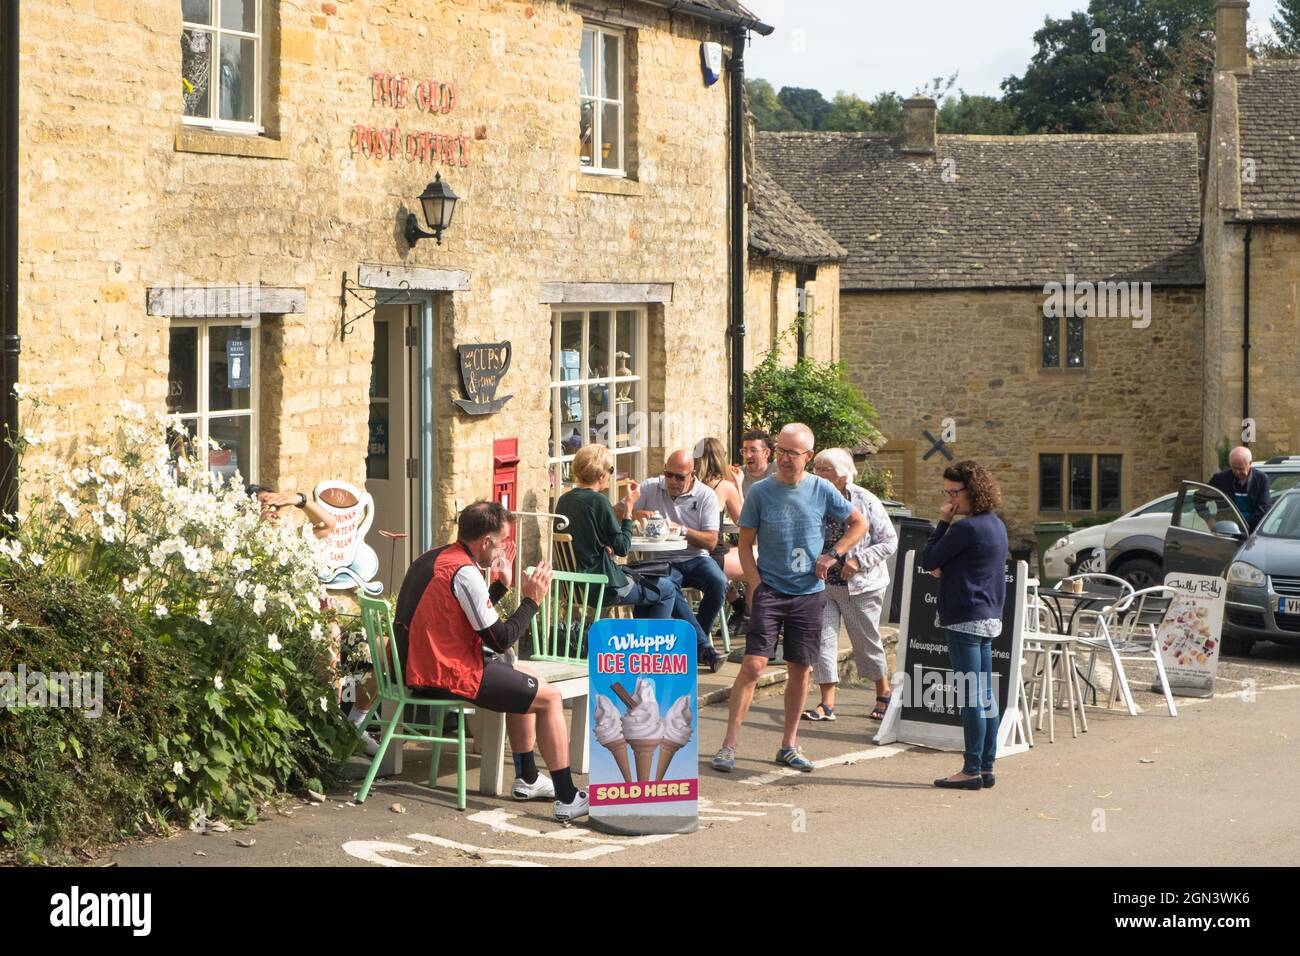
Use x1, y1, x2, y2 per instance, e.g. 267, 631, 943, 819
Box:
1216, 0, 1250, 72
901, 97, 937, 156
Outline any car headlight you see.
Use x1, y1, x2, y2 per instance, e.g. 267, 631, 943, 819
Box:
1227, 561, 1266, 587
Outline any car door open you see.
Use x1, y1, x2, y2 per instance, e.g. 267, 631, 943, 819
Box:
1164, 481, 1250, 578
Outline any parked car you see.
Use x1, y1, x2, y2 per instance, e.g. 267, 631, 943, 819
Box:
1043, 496, 1173, 581
1163, 481, 1300, 656
1103, 458, 1300, 590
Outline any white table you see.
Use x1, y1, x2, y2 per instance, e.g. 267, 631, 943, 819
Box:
627, 536, 688, 559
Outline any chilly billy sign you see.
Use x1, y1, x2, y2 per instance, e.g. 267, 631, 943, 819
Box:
351, 72, 475, 167
455, 342, 514, 415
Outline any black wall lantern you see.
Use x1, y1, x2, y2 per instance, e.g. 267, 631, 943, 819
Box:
405, 173, 459, 246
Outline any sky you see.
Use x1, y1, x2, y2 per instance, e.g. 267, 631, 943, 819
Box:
743, 0, 1285, 100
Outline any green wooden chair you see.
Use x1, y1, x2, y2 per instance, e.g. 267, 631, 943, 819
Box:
355, 594, 470, 810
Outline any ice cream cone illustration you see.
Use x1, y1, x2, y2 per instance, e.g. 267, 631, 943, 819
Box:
594, 695, 632, 782
656, 694, 694, 781
613, 678, 663, 781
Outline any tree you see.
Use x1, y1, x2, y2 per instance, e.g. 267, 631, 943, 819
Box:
938, 92, 1027, 134
1002, 0, 1217, 132
776, 86, 832, 130
1272, 0, 1300, 53
821, 91, 874, 132
746, 78, 800, 131
1096, 31, 1214, 141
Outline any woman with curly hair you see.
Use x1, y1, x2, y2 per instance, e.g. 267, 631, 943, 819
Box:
919, 459, 1009, 791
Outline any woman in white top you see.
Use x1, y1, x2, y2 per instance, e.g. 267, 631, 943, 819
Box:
693, 437, 747, 624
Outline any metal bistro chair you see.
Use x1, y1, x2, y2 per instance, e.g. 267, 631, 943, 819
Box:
1075, 586, 1178, 718
683, 587, 732, 654
552, 531, 631, 620
355, 594, 470, 810
1022, 578, 1087, 743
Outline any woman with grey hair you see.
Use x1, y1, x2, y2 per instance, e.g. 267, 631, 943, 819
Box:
801, 448, 898, 722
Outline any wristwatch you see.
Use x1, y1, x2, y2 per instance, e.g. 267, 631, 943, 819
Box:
295, 492, 308, 509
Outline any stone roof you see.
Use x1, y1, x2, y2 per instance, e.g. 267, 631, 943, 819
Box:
756, 131, 1205, 290
749, 163, 847, 265
1236, 60, 1300, 221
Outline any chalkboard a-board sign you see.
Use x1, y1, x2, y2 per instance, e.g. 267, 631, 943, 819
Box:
874, 550, 1030, 757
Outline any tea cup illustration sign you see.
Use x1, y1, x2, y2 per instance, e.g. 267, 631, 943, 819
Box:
313, 480, 383, 595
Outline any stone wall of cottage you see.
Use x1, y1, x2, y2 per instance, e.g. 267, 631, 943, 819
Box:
17, 0, 739, 554
840, 288, 1205, 541
744, 260, 839, 368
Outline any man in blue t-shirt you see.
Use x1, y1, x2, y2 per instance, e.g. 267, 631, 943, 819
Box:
711, 423, 868, 774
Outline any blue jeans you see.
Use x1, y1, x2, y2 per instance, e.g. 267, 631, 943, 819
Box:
945, 629, 1000, 775
668, 556, 727, 638
607, 574, 711, 654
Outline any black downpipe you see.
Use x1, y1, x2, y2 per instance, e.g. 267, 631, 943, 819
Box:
1, 0, 19, 525
1242, 224, 1252, 442
728, 26, 746, 461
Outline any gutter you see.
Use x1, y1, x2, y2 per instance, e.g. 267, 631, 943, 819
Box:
2, 0, 19, 525
653, 1, 774, 35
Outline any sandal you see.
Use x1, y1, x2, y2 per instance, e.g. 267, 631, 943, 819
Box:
800, 703, 837, 721
869, 696, 891, 720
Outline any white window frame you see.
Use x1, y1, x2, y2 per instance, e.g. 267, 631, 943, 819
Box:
580, 23, 626, 177
549, 306, 647, 503
181, 0, 265, 134
169, 319, 261, 485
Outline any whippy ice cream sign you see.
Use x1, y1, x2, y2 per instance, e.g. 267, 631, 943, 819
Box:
588, 620, 698, 835
1157, 573, 1227, 698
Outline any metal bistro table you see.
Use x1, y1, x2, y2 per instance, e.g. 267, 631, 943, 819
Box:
626, 535, 689, 560
1036, 585, 1127, 636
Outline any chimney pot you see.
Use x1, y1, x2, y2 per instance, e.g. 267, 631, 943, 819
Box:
1216, 0, 1250, 72
902, 96, 937, 156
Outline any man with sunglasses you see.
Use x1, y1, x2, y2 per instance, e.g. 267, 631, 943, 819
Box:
634, 449, 726, 672
712, 423, 869, 773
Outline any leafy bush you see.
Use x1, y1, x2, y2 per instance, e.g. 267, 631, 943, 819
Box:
1, 397, 354, 861
1071, 513, 1121, 529
857, 466, 895, 501
744, 331, 883, 452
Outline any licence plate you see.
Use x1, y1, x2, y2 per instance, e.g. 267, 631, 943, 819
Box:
1279, 597, 1300, 616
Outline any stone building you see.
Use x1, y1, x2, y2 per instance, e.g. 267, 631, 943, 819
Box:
1202, 0, 1300, 470
757, 111, 1206, 541
11, 0, 770, 586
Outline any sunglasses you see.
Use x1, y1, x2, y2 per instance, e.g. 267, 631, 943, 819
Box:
663, 470, 690, 481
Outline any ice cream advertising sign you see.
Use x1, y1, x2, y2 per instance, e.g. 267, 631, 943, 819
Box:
588, 619, 698, 836
1157, 573, 1227, 698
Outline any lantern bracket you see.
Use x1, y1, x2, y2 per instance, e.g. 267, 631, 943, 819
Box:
339, 272, 412, 340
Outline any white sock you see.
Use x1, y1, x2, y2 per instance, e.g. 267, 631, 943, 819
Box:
348, 705, 368, 728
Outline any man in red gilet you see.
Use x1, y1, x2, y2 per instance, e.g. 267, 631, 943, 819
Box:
395, 501, 587, 822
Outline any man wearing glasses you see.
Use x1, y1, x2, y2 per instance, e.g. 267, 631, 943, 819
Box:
634, 450, 726, 672
712, 423, 869, 773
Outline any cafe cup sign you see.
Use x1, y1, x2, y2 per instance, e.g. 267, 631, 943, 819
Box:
351, 71, 475, 167
455, 342, 514, 416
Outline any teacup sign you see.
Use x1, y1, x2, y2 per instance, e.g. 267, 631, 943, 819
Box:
313, 480, 383, 595
455, 341, 514, 415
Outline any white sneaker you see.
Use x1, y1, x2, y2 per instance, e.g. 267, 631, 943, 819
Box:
361, 732, 381, 757
511, 773, 556, 801
553, 789, 589, 822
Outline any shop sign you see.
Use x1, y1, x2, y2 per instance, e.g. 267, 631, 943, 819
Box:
313, 480, 383, 595
351, 71, 475, 167
454, 341, 514, 415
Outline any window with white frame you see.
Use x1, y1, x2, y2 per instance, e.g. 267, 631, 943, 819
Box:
550, 308, 646, 501
167, 321, 260, 485
181, 0, 263, 130
579, 24, 625, 174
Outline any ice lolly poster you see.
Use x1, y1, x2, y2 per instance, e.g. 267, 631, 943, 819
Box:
588, 619, 698, 833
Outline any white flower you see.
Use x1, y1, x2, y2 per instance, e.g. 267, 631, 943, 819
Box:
309, 621, 324, 642
233, 557, 252, 574
12, 382, 29, 399
252, 598, 267, 616
213, 674, 224, 690
123, 577, 140, 594
57, 492, 80, 518
118, 399, 146, 420
105, 501, 125, 524
154, 603, 169, 619
28, 553, 44, 567
253, 583, 268, 601
91, 510, 106, 527
319, 695, 329, 712
99, 455, 124, 478
98, 525, 118, 544
5, 619, 18, 631
22, 430, 42, 446
172, 761, 184, 776
235, 579, 250, 598
196, 599, 212, 625
267, 633, 282, 652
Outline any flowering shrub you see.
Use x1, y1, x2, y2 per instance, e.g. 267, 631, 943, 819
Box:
1, 397, 354, 859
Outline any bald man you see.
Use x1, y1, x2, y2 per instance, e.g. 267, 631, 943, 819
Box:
634, 450, 725, 672
1208, 446, 1273, 531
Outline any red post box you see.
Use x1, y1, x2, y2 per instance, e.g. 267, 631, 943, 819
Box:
492, 437, 520, 544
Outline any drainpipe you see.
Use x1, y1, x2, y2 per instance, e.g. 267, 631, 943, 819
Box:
1241, 223, 1251, 441
728, 25, 746, 460
1, 0, 20, 526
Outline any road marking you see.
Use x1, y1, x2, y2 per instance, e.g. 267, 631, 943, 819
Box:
467, 808, 676, 846
340, 840, 428, 867
409, 832, 626, 861
739, 744, 908, 786
1174, 683, 1300, 707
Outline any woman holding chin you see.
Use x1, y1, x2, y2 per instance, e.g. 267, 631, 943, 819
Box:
918, 460, 1009, 791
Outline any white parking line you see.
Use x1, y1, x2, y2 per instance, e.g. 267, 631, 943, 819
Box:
739, 744, 909, 786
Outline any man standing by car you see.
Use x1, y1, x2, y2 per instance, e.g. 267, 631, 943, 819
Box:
1209, 447, 1273, 531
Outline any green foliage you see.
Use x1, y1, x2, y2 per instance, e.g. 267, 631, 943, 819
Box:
746, 78, 801, 131
1071, 513, 1121, 529
744, 326, 883, 453
1273, 0, 1300, 53
857, 466, 895, 501
938, 93, 1027, 135
1217, 435, 1233, 471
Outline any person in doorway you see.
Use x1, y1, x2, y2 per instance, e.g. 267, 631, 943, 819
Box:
633, 449, 726, 672
711, 424, 868, 774
919, 460, 1009, 791
801, 449, 898, 723
1208, 446, 1273, 531
394, 501, 589, 822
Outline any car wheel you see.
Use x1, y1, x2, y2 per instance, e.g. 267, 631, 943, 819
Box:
1220, 633, 1254, 658
1071, 549, 1104, 574
1114, 557, 1161, 591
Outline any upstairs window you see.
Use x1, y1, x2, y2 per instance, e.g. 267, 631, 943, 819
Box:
580, 24, 625, 175
182, 0, 263, 131
1041, 313, 1084, 369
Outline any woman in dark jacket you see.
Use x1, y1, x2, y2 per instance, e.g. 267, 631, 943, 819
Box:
919, 460, 1009, 790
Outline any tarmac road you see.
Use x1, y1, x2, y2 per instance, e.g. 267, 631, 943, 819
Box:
107, 643, 1300, 867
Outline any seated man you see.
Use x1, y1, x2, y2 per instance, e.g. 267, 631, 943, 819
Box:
635, 449, 726, 673
394, 501, 587, 822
